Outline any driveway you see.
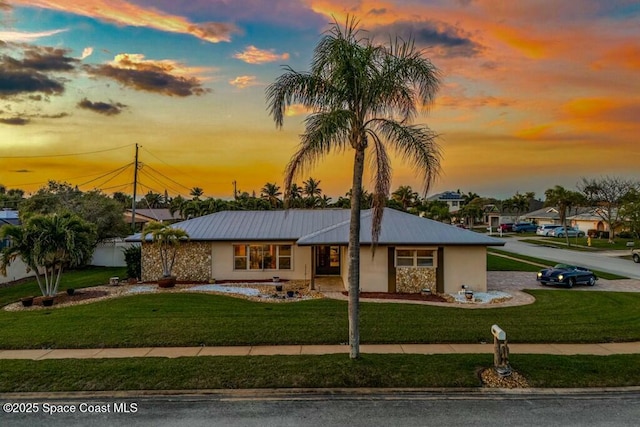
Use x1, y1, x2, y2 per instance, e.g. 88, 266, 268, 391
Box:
500, 238, 640, 280
488, 271, 640, 293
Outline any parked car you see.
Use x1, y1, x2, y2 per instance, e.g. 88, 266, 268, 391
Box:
536, 224, 562, 236
513, 222, 538, 233
537, 264, 597, 288
498, 223, 514, 232
632, 249, 640, 263
551, 227, 585, 238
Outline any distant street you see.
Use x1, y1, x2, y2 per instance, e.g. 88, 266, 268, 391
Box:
500, 238, 640, 279
2, 391, 640, 426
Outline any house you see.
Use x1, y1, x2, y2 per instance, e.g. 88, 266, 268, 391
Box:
124, 208, 182, 231
523, 206, 594, 229
426, 191, 465, 213
567, 208, 612, 235
129, 208, 504, 294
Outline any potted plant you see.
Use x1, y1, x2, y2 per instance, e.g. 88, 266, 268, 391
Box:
42, 296, 54, 306
143, 221, 189, 288
66, 288, 75, 296
21, 296, 34, 307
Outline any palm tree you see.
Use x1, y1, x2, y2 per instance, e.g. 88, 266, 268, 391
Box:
260, 182, 283, 209
287, 183, 304, 208
143, 221, 190, 279
267, 17, 441, 359
392, 185, 418, 211
0, 213, 96, 297
544, 185, 584, 247
303, 177, 322, 208
189, 187, 204, 200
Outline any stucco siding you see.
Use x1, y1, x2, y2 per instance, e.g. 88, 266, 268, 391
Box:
359, 247, 389, 292
337, 246, 387, 292
442, 246, 487, 293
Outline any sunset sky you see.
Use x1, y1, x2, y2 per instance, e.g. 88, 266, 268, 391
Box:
0, 0, 638, 201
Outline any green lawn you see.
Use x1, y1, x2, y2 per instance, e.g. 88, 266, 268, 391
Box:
1, 267, 640, 391
0, 267, 126, 307
1, 353, 638, 392
1, 290, 639, 349
521, 237, 639, 251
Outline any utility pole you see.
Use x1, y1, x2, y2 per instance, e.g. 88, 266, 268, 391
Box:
131, 143, 139, 233
233, 180, 237, 200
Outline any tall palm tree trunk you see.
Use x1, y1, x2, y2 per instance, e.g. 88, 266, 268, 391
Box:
348, 147, 366, 359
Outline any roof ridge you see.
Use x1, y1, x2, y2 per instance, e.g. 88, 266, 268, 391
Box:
297, 209, 372, 241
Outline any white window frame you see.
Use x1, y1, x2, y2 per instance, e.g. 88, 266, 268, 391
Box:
395, 247, 436, 268
233, 243, 293, 271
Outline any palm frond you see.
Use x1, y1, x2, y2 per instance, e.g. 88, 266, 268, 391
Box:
366, 131, 392, 249
374, 119, 441, 195
283, 111, 352, 206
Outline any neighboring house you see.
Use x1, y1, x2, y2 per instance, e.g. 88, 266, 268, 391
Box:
567, 209, 611, 234
426, 191, 465, 213
124, 208, 182, 231
482, 204, 501, 230
522, 207, 560, 226
128, 208, 504, 294
523, 206, 593, 228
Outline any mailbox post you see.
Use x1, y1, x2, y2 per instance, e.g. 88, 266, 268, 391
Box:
491, 324, 512, 377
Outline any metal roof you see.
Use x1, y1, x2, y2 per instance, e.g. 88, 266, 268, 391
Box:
297, 208, 504, 246
127, 208, 504, 247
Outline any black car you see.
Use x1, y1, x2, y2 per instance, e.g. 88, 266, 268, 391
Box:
536, 264, 597, 288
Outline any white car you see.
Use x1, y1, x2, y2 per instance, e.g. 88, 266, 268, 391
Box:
536, 224, 562, 236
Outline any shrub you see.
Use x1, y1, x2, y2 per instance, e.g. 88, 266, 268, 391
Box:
123, 245, 141, 280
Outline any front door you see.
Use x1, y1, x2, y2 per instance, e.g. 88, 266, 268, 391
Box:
315, 246, 340, 275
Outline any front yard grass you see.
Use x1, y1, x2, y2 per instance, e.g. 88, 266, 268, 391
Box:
1, 290, 639, 349
0, 267, 126, 307
1, 353, 638, 392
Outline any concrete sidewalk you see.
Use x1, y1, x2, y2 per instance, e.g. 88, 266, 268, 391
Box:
1, 342, 639, 360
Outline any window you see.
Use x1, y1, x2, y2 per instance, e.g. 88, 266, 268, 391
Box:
233, 244, 292, 270
395, 248, 435, 268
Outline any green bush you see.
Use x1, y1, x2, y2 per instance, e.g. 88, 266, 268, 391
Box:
122, 245, 141, 280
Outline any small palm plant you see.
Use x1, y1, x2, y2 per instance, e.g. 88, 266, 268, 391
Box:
143, 221, 189, 283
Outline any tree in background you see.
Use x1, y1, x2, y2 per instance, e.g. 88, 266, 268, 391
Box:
260, 182, 283, 209
579, 176, 638, 242
19, 181, 128, 242
391, 185, 419, 211
267, 17, 441, 358
544, 185, 585, 247
302, 177, 323, 208
0, 213, 96, 297
620, 188, 640, 239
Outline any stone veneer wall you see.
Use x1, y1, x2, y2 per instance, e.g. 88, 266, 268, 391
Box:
141, 242, 211, 282
396, 267, 437, 293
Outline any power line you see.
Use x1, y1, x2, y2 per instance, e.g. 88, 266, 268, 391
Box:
78, 163, 133, 188
0, 144, 132, 159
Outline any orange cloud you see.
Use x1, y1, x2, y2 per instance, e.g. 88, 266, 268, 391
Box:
593, 42, 640, 71
233, 46, 289, 64
11, 0, 239, 43
108, 53, 211, 78
514, 124, 554, 140
229, 75, 259, 89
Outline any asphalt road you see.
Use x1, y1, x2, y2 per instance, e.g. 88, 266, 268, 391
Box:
2, 391, 640, 426
501, 239, 640, 279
